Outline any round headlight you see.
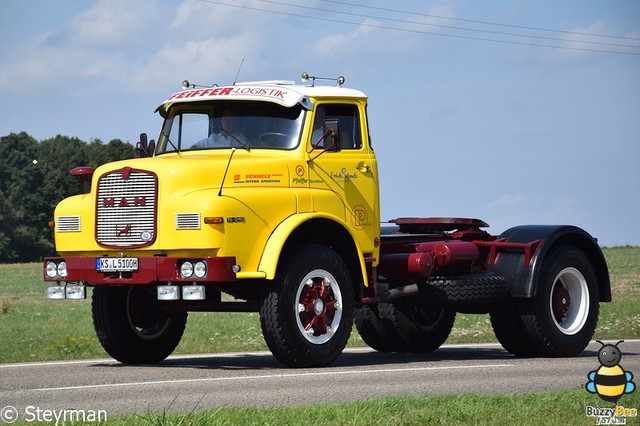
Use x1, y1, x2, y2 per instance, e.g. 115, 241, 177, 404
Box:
45, 261, 58, 278
193, 261, 207, 278
57, 261, 68, 278
180, 261, 193, 278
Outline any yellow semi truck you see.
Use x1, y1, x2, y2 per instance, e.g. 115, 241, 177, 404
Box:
44, 73, 610, 367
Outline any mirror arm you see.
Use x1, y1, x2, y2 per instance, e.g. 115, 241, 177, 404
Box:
308, 129, 335, 162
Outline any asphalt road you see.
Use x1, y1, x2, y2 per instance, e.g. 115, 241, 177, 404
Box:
1, 340, 638, 419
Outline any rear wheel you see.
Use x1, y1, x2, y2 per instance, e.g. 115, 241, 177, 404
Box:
92, 286, 187, 364
379, 302, 455, 353
355, 304, 407, 352
519, 246, 599, 356
490, 298, 536, 357
260, 244, 355, 367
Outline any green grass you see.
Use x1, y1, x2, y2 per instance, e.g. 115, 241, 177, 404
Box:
1, 246, 638, 363
126, 390, 640, 426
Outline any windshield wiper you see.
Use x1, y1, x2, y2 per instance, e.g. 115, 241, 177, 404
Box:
162, 130, 181, 154
221, 129, 250, 152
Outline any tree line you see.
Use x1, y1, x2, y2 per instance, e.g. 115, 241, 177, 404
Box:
0, 132, 134, 263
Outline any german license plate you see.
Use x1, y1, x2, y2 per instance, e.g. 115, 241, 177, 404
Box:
96, 257, 139, 272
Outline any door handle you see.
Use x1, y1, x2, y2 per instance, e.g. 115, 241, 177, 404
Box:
356, 164, 371, 173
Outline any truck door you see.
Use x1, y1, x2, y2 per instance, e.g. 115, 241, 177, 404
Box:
308, 102, 379, 254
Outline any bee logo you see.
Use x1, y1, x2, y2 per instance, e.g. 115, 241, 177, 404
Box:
586, 340, 636, 403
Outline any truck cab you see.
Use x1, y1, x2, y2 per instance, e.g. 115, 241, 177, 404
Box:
155, 81, 380, 279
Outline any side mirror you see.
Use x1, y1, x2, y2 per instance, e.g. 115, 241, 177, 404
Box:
135, 133, 153, 158
70, 166, 95, 194
322, 119, 341, 152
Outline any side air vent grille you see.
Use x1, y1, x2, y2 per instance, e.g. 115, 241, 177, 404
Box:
176, 213, 201, 230
56, 216, 81, 232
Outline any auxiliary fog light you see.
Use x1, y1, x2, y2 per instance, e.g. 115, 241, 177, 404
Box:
183, 285, 206, 301
45, 261, 58, 278
157, 285, 180, 301
193, 261, 207, 278
47, 285, 66, 299
180, 261, 194, 278
57, 261, 68, 278
65, 284, 86, 300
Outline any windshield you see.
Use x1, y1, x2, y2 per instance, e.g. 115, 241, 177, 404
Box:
157, 101, 304, 154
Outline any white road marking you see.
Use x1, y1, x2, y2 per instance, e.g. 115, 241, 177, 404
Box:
33, 363, 515, 392
0, 358, 114, 369
0, 352, 269, 369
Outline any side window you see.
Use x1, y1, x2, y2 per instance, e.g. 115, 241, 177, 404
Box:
166, 112, 209, 151
312, 104, 362, 150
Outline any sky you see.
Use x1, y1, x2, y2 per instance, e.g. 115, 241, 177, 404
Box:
0, 0, 639, 247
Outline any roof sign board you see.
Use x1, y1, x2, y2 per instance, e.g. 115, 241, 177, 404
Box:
160, 85, 307, 109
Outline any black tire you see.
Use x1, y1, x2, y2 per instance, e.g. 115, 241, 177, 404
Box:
260, 244, 355, 367
355, 304, 406, 352
519, 246, 599, 357
92, 286, 187, 364
490, 298, 536, 357
378, 302, 455, 353
421, 273, 507, 305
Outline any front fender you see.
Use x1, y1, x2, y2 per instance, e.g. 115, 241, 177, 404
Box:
489, 225, 610, 301
258, 212, 369, 285
258, 213, 312, 279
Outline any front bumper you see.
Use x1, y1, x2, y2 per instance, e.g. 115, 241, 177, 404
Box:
43, 256, 237, 285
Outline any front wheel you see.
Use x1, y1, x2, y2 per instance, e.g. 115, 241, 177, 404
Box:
260, 244, 355, 367
519, 246, 599, 357
92, 286, 187, 364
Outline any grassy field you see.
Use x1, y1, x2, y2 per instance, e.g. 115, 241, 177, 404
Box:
1, 247, 638, 425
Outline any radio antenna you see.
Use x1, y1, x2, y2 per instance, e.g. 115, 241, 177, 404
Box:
218, 148, 236, 197
233, 59, 245, 85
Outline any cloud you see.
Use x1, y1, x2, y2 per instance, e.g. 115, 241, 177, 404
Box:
308, 5, 457, 61
170, 0, 284, 37
486, 193, 525, 211
124, 34, 262, 91
0, 0, 271, 96
44, 0, 165, 50
0, 0, 164, 95
521, 19, 638, 62
483, 192, 590, 233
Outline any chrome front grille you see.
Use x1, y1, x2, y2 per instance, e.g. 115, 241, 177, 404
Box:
96, 167, 157, 248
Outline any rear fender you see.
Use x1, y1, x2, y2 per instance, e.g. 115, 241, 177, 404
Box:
488, 225, 610, 301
